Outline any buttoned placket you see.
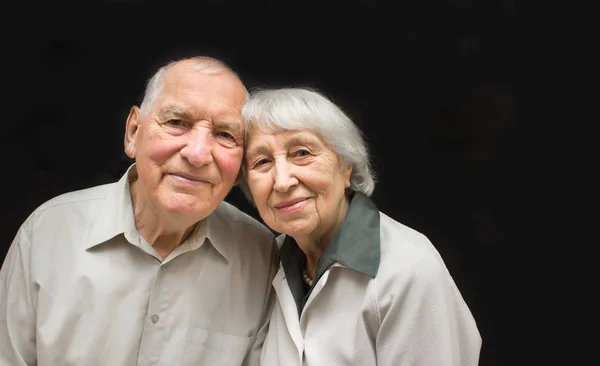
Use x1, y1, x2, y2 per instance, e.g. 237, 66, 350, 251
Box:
274, 267, 334, 366
136, 260, 169, 366
134, 238, 202, 366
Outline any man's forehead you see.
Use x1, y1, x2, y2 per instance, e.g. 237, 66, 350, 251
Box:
150, 62, 246, 126
155, 75, 244, 113
161, 72, 245, 106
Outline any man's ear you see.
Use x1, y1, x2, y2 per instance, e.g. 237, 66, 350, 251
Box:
124, 106, 141, 158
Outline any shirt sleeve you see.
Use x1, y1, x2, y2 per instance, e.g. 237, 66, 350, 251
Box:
375, 255, 482, 366
0, 219, 37, 366
242, 236, 279, 366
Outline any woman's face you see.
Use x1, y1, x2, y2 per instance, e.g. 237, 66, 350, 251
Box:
245, 125, 352, 243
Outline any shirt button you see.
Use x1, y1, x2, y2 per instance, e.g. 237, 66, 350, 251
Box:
150, 314, 159, 324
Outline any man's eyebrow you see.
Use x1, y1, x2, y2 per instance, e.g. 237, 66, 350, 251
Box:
215, 119, 244, 135
158, 105, 190, 118
157, 107, 244, 137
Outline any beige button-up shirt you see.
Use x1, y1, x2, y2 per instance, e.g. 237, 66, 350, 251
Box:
0, 165, 278, 366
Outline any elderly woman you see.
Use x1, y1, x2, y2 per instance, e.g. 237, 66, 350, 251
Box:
241, 88, 481, 365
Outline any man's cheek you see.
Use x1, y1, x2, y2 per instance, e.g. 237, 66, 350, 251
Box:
219, 152, 244, 179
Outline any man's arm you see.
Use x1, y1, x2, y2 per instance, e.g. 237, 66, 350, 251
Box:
375, 256, 482, 366
0, 220, 37, 366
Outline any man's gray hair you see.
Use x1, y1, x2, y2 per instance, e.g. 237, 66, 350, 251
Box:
240, 87, 376, 202
139, 56, 248, 116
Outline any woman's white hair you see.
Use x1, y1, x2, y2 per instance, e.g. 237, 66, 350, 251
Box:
139, 56, 248, 116
240, 87, 376, 202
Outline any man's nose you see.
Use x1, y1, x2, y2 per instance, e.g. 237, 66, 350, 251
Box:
180, 128, 214, 167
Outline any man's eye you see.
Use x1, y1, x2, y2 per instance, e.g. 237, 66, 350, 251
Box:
167, 119, 183, 126
217, 131, 234, 140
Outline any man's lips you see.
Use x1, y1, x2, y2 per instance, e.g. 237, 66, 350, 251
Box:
274, 197, 309, 209
168, 173, 210, 184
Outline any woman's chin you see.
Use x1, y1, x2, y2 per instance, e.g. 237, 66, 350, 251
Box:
275, 220, 316, 239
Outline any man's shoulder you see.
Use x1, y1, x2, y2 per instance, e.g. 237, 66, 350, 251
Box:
34, 182, 116, 214
212, 201, 274, 240
16, 182, 118, 245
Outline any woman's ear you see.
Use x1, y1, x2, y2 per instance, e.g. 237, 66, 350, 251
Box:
342, 163, 353, 189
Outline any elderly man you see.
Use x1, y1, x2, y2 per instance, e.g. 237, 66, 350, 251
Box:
0, 56, 278, 366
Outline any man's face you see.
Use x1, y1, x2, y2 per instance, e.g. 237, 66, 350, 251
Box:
124, 61, 246, 222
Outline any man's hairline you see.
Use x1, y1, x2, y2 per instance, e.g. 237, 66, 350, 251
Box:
140, 59, 247, 118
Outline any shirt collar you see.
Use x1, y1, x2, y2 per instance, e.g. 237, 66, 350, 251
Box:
279, 191, 381, 316
205, 207, 229, 261
84, 163, 229, 262
322, 191, 381, 277
85, 163, 137, 250
280, 191, 381, 279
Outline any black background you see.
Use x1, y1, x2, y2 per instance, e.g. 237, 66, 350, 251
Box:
1, 2, 551, 365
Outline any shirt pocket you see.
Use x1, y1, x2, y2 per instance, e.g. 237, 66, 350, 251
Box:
183, 327, 254, 366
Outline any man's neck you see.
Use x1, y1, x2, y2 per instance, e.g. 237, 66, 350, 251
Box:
129, 180, 200, 259
148, 223, 198, 259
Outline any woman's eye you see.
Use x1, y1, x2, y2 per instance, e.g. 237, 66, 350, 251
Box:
295, 149, 310, 157
255, 159, 270, 167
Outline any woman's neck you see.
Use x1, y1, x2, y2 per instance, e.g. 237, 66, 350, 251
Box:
295, 237, 326, 278
295, 196, 350, 278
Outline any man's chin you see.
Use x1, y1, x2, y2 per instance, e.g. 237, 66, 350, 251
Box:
158, 190, 226, 218
163, 203, 214, 219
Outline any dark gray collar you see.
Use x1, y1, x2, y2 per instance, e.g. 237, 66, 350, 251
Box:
279, 192, 381, 315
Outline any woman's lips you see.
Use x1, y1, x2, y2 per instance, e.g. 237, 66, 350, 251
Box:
275, 198, 310, 213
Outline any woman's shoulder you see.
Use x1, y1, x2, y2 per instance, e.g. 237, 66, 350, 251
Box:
377, 211, 449, 279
